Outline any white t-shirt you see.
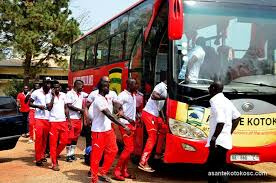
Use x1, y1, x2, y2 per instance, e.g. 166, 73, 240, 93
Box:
66, 89, 88, 119
89, 94, 112, 132
206, 93, 241, 150
30, 88, 51, 120
143, 82, 167, 117
178, 45, 205, 83
118, 90, 136, 125
46, 92, 67, 122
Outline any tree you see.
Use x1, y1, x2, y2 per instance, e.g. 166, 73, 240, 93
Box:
0, 0, 80, 85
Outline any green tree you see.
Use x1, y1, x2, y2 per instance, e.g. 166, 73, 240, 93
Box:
0, 0, 80, 85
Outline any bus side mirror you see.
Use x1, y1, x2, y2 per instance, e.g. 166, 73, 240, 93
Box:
168, 0, 183, 40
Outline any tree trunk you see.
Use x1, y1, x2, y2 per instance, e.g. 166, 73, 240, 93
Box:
23, 52, 32, 86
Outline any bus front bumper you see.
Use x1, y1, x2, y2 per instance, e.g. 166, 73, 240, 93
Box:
164, 133, 276, 164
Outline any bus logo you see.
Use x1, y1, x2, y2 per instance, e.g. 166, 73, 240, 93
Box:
73, 75, 93, 86
242, 102, 254, 112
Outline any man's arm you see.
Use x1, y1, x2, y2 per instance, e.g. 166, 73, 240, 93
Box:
67, 103, 84, 114
65, 104, 72, 129
185, 56, 198, 80
231, 117, 240, 134
29, 98, 45, 110
102, 108, 131, 135
210, 123, 224, 148
46, 93, 55, 111
151, 91, 166, 100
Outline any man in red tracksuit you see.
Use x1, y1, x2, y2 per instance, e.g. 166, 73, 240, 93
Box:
87, 76, 131, 183
66, 80, 88, 162
138, 74, 168, 173
30, 77, 52, 166
25, 82, 41, 143
113, 78, 137, 181
46, 81, 72, 171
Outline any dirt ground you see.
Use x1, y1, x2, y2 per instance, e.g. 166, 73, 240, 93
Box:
0, 137, 275, 183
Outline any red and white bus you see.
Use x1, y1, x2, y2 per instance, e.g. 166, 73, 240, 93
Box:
68, 0, 276, 165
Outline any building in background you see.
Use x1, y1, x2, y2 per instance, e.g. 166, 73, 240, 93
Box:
0, 58, 69, 95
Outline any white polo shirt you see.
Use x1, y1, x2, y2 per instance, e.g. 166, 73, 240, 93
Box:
178, 45, 205, 83
89, 94, 112, 132
118, 90, 136, 125
46, 92, 67, 122
206, 93, 241, 150
30, 88, 50, 120
143, 82, 167, 117
66, 89, 88, 119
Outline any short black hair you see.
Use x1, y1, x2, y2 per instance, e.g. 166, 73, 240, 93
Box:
52, 80, 60, 85
74, 80, 84, 87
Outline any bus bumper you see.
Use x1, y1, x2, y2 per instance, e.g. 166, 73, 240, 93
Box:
164, 133, 276, 164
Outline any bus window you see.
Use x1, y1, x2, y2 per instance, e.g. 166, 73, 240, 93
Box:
86, 34, 97, 68
96, 39, 109, 66
126, 0, 153, 58
110, 32, 125, 62
97, 23, 111, 42
71, 40, 86, 71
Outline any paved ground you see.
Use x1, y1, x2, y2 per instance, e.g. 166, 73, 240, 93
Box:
0, 137, 275, 183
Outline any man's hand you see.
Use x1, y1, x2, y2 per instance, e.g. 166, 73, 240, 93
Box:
124, 126, 131, 136
68, 120, 72, 130
38, 105, 45, 110
210, 136, 216, 148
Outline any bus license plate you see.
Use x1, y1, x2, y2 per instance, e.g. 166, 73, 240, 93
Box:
230, 154, 260, 162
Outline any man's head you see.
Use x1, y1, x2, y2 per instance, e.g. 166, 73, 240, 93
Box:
208, 81, 224, 97
23, 85, 29, 94
42, 77, 52, 93
52, 81, 60, 95
98, 76, 110, 96
195, 37, 206, 47
74, 80, 84, 93
126, 78, 136, 93
33, 82, 40, 90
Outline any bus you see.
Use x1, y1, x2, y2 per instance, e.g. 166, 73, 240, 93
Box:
68, 0, 276, 165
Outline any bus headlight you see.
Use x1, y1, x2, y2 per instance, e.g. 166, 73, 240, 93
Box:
169, 118, 207, 140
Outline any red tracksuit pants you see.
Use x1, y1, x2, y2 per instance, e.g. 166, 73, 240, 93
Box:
68, 119, 82, 143
114, 124, 135, 176
49, 121, 68, 166
35, 119, 50, 161
28, 109, 35, 140
140, 110, 168, 165
90, 130, 118, 183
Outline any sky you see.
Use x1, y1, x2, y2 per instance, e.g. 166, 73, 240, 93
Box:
69, 0, 139, 33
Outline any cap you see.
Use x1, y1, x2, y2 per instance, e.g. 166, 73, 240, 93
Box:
42, 76, 52, 83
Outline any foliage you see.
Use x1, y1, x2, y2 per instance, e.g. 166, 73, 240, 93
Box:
3, 79, 26, 99
0, 0, 80, 84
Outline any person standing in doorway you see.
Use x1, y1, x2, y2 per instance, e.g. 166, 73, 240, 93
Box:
17, 85, 31, 138
29, 77, 52, 166
66, 80, 88, 162
138, 72, 168, 172
206, 81, 241, 183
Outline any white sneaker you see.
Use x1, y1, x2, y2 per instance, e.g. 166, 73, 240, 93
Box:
28, 139, 34, 144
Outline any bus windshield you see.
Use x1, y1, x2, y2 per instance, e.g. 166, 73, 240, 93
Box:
173, 1, 276, 93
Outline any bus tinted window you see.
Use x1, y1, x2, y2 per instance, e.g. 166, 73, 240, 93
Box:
110, 33, 125, 62
126, 0, 154, 58
71, 40, 86, 71
96, 39, 109, 66
86, 45, 95, 68
97, 24, 111, 42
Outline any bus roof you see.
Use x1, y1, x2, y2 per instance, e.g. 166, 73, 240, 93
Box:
73, 0, 145, 44
188, 0, 276, 6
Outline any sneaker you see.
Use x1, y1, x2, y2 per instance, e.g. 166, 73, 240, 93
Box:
98, 175, 112, 183
70, 155, 76, 161
42, 158, 47, 162
52, 165, 60, 171
66, 156, 72, 162
28, 139, 34, 144
113, 169, 125, 181
138, 163, 155, 173
36, 160, 43, 167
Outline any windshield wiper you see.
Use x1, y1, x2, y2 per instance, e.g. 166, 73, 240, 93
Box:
231, 81, 276, 88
